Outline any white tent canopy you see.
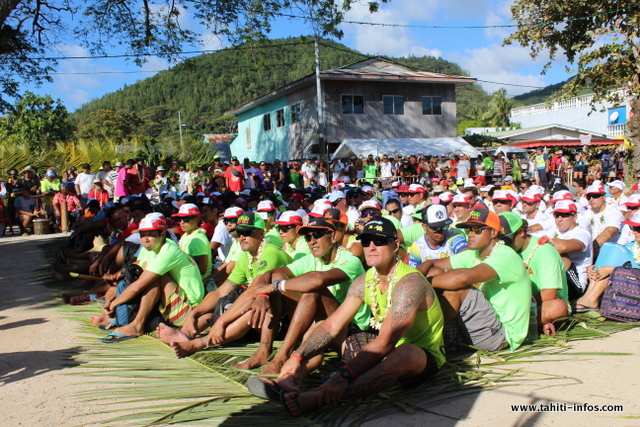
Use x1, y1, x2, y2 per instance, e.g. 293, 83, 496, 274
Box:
332, 137, 481, 159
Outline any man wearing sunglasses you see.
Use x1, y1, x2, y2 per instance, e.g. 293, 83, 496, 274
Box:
274, 211, 310, 261
267, 217, 444, 416
163, 212, 291, 364
173, 203, 212, 280
240, 217, 365, 379
345, 188, 363, 228
583, 183, 624, 251
405, 204, 467, 268
491, 190, 515, 215
418, 208, 531, 351
518, 189, 549, 236
256, 200, 284, 248
547, 200, 593, 299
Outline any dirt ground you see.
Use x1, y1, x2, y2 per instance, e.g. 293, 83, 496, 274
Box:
1, 233, 639, 426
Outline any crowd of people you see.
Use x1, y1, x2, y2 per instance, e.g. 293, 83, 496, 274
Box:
2, 144, 636, 416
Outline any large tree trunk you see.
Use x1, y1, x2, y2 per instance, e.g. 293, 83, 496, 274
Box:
629, 96, 640, 175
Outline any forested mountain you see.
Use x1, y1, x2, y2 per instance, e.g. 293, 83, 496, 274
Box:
72, 37, 491, 140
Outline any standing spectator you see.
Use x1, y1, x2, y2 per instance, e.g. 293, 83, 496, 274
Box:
75, 163, 96, 206
533, 147, 549, 189
330, 158, 343, 183
18, 165, 40, 194
316, 160, 328, 188
115, 159, 135, 200
474, 155, 486, 185
243, 158, 257, 189
301, 156, 317, 188
40, 170, 61, 216
456, 153, 471, 180
511, 154, 522, 182
128, 158, 148, 196
97, 161, 114, 198
224, 156, 245, 193
363, 157, 378, 184
379, 155, 393, 187
88, 179, 110, 207
482, 153, 494, 184
492, 152, 507, 183
104, 161, 121, 200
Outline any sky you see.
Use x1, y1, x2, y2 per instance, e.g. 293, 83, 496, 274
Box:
24, 0, 571, 112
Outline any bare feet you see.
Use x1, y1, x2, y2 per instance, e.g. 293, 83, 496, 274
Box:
51, 265, 72, 282
282, 390, 316, 416
542, 322, 556, 335
180, 317, 199, 339
275, 375, 300, 393
234, 349, 270, 370
111, 323, 143, 339
260, 357, 287, 376
90, 313, 112, 327
170, 337, 207, 358
156, 323, 190, 344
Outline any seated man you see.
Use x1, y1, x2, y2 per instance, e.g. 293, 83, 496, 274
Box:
275, 211, 310, 261
499, 212, 569, 334
174, 203, 212, 280
52, 183, 82, 229
100, 213, 205, 341
157, 212, 291, 362
418, 208, 531, 351
250, 217, 445, 416
239, 217, 367, 374
405, 204, 467, 267
14, 185, 45, 234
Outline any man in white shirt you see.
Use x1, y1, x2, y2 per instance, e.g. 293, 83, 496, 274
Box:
518, 189, 549, 236
549, 200, 593, 299
75, 163, 96, 206
379, 155, 393, 188
607, 180, 628, 208
584, 183, 624, 248
300, 157, 317, 188
456, 154, 471, 180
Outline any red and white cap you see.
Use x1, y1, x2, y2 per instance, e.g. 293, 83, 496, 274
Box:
521, 189, 542, 203
451, 194, 471, 205
463, 178, 476, 188
439, 192, 454, 203
608, 180, 626, 191
551, 190, 574, 203
624, 194, 640, 207
492, 190, 512, 202
223, 207, 244, 218
361, 185, 374, 194
529, 185, 545, 196
585, 183, 606, 195
398, 184, 410, 193
308, 199, 333, 217
257, 200, 276, 212
408, 183, 426, 194
623, 211, 640, 226
173, 203, 200, 217
391, 181, 401, 188
552, 200, 578, 213
138, 213, 167, 231
359, 200, 382, 212
274, 210, 303, 226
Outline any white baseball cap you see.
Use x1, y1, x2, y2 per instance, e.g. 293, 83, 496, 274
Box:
359, 200, 382, 212
273, 210, 303, 226
451, 194, 471, 205
608, 180, 626, 191
439, 192, 454, 203
422, 204, 453, 228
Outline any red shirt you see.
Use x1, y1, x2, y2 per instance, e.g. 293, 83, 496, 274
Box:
88, 188, 110, 207
224, 165, 245, 192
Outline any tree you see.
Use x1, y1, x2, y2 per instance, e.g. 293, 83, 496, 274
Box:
75, 109, 144, 143
482, 88, 521, 129
0, 91, 75, 152
505, 1, 640, 170
0, 0, 388, 109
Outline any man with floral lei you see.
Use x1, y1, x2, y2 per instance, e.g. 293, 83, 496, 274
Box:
417, 208, 531, 352
583, 183, 624, 252
162, 211, 291, 361
252, 216, 445, 417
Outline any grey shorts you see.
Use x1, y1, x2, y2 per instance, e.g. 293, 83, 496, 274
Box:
459, 287, 506, 351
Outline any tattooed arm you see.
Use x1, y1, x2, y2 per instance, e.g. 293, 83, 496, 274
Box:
294, 274, 366, 360
430, 263, 498, 291
345, 272, 427, 375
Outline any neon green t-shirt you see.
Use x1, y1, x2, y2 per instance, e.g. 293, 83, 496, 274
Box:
520, 236, 569, 310
179, 228, 212, 280
364, 262, 445, 367
288, 248, 369, 330
40, 179, 61, 206
225, 240, 242, 263
400, 223, 425, 247
136, 238, 204, 305
282, 237, 311, 261
265, 227, 284, 248
228, 241, 291, 288
364, 164, 378, 183
382, 214, 402, 229
449, 243, 531, 350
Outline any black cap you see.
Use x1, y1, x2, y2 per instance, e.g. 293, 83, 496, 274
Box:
298, 218, 336, 235
356, 216, 397, 240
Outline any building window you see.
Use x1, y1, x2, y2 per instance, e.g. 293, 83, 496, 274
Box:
290, 103, 301, 123
422, 96, 442, 115
263, 113, 271, 131
276, 109, 285, 127
342, 95, 364, 114
383, 95, 404, 115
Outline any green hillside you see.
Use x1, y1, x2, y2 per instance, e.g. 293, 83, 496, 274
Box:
72, 37, 491, 140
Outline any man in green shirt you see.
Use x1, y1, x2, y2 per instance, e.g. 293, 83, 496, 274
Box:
159, 212, 291, 363
239, 217, 367, 374
101, 213, 205, 342
249, 217, 444, 416
499, 212, 569, 334
418, 208, 531, 351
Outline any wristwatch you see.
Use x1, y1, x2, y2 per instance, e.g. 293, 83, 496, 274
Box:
272, 279, 281, 292
338, 367, 353, 381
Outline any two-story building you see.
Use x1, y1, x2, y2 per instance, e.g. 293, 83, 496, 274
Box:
226, 57, 477, 161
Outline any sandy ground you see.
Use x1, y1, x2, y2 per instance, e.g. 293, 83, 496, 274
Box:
1, 232, 639, 426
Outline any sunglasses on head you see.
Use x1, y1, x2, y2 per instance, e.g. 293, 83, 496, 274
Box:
553, 212, 574, 218
586, 193, 604, 200
303, 229, 332, 241
361, 209, 379, 217
276, 224, 296, 233
632, 226, 640, 232
178, 216, 196, 223
223, 218, 238, 224
360, 236, 391, 248
467, 226, 489, 235
387, 208, 401, 215
236, 228, 256, 237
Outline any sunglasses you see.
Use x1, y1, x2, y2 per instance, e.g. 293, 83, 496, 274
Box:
493, 200, 511, 205
428, 225, 449, 234
632, 226, 640, 232
260, 163, 266, 166
223, 218, 238, 225
178, 216, 196, 223
347, 193, 360, 198
361, 236, 391, 247
627, 205, 640, 211
467, 226, 489, 235
553, 212, 574, 218
276, 224, 296, 233
361, 209, 379, 217
387, 208, 401, 215
522, 201, 538, 206
236, 228, 256, 237
398, 193, 409, 197
303, 229, 332, 241
586, 194, 604, 200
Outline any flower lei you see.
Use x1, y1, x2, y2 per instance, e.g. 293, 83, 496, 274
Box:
631, 242, 640, 266
316, 246, 347, 271
523, 236, 550, 268
246, 239, 268, 274
366, 260, 399, 330
473, 239, 505, 266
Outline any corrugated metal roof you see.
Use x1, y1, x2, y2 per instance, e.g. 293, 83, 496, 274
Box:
203, 134, 234, 143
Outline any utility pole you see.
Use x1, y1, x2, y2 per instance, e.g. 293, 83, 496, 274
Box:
314, 35, 325, 158
178, 111, 184, 147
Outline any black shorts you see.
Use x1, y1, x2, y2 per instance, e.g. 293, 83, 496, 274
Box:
398, 348, 439, 385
